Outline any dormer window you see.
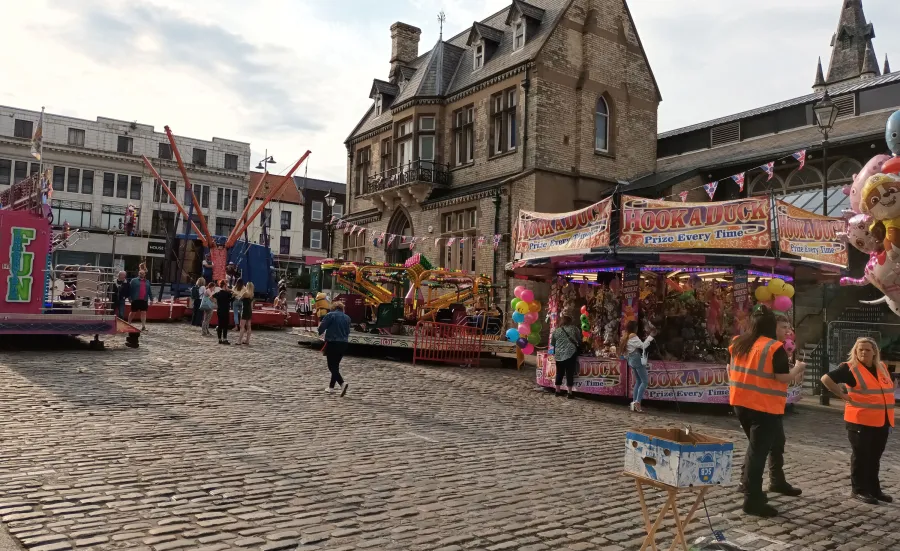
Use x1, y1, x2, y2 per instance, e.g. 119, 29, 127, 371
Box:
374, 95, 383, 116
474, 43, 484, 70
513, 20, 525, 50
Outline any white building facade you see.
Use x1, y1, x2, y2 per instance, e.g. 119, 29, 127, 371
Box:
0, 105, 250, 275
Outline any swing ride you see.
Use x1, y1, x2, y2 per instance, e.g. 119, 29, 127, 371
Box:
0, 171, 141, 348
142, 126, 311, 326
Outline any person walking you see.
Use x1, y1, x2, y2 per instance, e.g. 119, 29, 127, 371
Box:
213, 280, 233, 345
550, 314, 582, 398
200, 281, 216, 336
238, 282, 255, 345
821, 337, 895, 504
619, 320, 654, 413
191, 277, 206, 327
318, 301, 351, 396
113, 271, 128, 319
729, 305, 806, 518
232, 279, 245, 328
127, 270, 154, 331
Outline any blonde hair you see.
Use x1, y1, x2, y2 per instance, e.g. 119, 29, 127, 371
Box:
332, 301, 345, 311
196, 277, 206, 287
245, 282, 255, 298
848, 337, 882, 369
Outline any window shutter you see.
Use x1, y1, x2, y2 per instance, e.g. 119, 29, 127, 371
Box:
710, 122, 740, 147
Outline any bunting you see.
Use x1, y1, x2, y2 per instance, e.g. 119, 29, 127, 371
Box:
447, 237, 456, 247
434, 238, 441, 248
678, 191, 688, 203
731, 172, 745, 192
704, 181, 718, 200
493, 234, 502, 250
761, 161, 775, 181
387, 234, 395, 247
477, 236, 486, 249
791, 150, 806, 171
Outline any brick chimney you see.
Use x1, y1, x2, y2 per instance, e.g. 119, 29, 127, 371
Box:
390, 22, 421, 81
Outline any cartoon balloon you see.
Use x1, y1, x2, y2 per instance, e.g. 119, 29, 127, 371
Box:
755, 286, 772, 302
784, 338, 796, 355
781, 283, 795, 299
515, 301, 530, 314
512, 311, 525, 323
517, 323, 531, 336
886, 110, 900, 156
506, 328, 520, 342
520, 289, 535, 303
847, 154, 891, 211
841, 213, 883, 254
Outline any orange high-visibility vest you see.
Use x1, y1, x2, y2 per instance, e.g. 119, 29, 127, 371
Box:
845, 361, 895, 427
729, 337, 788, 415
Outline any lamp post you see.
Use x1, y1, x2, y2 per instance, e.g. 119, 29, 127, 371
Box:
814, 91, 839, 406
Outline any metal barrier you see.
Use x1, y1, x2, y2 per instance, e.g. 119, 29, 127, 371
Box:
413, 321, 484, 367
826, 321, 892, 365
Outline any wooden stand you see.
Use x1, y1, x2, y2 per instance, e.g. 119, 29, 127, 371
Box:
624, 473, 711, 551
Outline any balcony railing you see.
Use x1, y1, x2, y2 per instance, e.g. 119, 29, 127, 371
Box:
364, 160, 451, 195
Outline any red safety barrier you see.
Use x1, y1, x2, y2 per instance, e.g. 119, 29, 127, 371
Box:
413, 321, 484, 367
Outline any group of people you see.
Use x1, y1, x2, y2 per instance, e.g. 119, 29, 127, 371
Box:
550, 305, 895, 518
191, 277, 255, 345
112, 269, 154, 331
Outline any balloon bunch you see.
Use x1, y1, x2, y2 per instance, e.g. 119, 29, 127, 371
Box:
579, 305, 591, 339
753, 278, 795, 313
783, 328, 796, 356
837, 110, 900, 316
507, 285, 543, 355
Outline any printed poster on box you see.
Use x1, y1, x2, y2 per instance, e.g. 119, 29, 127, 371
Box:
619, 195, 770, 250
515, 198, 612, 257
775, 200, 848, 267
0, 211, 51, 315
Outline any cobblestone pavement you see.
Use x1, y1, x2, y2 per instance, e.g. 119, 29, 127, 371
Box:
0, 324, 898, 551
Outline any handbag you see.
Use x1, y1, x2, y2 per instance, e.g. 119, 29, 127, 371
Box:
200, 294, 214, 311
640, 336, 655, 367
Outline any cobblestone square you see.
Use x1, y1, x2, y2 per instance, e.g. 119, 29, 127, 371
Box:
0, 325, 897, 550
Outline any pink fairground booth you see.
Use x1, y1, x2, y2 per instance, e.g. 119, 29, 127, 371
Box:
507, 195, 853, 405
0, 174, 139, 346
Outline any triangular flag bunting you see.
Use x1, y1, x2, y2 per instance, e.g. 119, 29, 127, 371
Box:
704, 181, 718, 200
791, 150, 806, 171
447, 237, 456, 247
477, 236, 486, 249
679, 191, 688, 203
493, 234, 502, 250
387, 234, 395, 246
761, 161, 775, 181
731, 172, 745, 192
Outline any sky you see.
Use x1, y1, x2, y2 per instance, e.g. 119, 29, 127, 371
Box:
3, 0, 898, 183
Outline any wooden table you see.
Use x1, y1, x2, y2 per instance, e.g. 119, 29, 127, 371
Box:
624, 472, 711, 551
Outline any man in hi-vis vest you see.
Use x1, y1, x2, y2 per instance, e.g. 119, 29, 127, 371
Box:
729, 305, 806, 518
821, 337, 895, 505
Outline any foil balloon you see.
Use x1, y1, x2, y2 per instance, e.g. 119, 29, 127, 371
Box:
841, 250, 900, 317
839, 212, 884, 254
846, 154, 891, 212
860, 173, 900, 251
784, 339, 796, 355
887, 110, 900, 157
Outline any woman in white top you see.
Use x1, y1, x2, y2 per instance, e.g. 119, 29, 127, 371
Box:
619, 320, 654, 412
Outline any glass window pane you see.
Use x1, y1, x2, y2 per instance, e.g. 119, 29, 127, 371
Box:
116, 175, 128, 198
53, 167, 65, 191
595, 114, 608, 151
81, 171, 93, 195
67, 168, 80, 193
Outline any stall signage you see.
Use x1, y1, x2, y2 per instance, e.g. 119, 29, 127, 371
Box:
147, 241, 166, 256
619, 195, 770, 249
0, 212, 49, 314
632, 361, 803, 404
620, 268, 640, 333
515, 197, 612, 255
775, 201, 847, 267
536, 353, 624, 397
732, 269, 751, 335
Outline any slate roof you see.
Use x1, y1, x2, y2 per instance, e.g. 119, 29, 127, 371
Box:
293, 176, 346, 195
469, 22, 505, 45
370, 79, 399, 99
658, 71, 900, 140
656, 110, 893, 174
347, 0, 573, 142
509, 0, 546, 23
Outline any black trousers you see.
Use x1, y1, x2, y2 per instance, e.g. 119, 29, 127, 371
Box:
848, 422, 890, 496
325, 341, 348, 388
554, 356, 578, 388
735, 406, 787, 499
216, 312, 229, 340
191, 300, 203, 326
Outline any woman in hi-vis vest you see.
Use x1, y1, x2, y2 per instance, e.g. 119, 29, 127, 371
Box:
821, 337, 895, 505
729, 305, 806, 518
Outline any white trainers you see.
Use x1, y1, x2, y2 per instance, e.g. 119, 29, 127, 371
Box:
326, 387, 335, 394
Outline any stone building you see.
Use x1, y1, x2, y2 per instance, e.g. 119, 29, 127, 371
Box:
294, 176, 346, 265
0, 105, 250, 276
342, 0, 660, 292
245, 171, 306, 275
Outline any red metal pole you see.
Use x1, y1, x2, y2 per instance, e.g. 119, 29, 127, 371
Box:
164, 126, 213, 245
227, 170, 268, 246
227, 151, 310, 247
141, 156, 206, 246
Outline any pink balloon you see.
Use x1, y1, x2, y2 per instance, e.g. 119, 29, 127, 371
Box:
520, 290, 535, 303
514, 285, 525, 299
523, 343, 535, 355
524, 312, 538, 324
517, 323, 532, 336
772, 295, 793, 312
784, 339, 796, 355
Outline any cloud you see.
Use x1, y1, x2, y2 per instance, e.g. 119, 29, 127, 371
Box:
53, 2, 322, 137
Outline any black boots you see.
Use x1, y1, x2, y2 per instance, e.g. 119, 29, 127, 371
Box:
768, 481, 803, 497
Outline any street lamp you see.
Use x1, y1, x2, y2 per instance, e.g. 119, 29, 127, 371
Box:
253, 150, 277, 248
814, 91, 839, 406
324, 191, 336, 258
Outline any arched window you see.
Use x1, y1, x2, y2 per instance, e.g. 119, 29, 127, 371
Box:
785, 166, 824, 190
595, 97, 609, 152
749, 172, 785, 196
386, 208, 413, 264
827, 158, 862, 183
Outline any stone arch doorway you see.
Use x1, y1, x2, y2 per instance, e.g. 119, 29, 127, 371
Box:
386, 208, 414, 265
